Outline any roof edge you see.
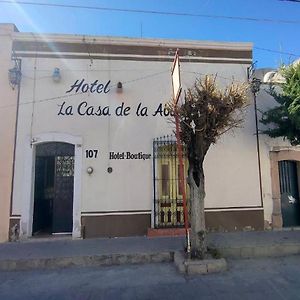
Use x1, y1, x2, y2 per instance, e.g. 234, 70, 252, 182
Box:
12, 31, 253, 51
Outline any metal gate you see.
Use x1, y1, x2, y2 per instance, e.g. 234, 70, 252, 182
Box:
33, 142, 74, 235
279, 160, 300, 227
153, 136, 190, 228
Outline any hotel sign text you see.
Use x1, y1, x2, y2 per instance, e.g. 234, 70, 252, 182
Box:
57, 79, 172, 118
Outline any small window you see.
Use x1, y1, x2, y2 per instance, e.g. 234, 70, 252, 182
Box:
161, 164, 169, 196
56, 156, 74, 177
178, 164, 183, 196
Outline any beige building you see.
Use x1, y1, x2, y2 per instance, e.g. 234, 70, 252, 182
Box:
254, 67, 300, 230
0, 24, 19, 242
1, 23, 298, 242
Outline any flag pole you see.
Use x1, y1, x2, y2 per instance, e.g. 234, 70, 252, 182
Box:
171, 50, 190, 254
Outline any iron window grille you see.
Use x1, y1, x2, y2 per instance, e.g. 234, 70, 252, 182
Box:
153, 135, 190, 228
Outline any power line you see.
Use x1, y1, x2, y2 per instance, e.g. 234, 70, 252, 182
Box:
254, 46, 300, 57
280, 0, 300, 3
1, 69, 250, 111
1, 0, 300, 25
0, 70, 169, 110
181, 70, 246, 85
0, 69, 251, 111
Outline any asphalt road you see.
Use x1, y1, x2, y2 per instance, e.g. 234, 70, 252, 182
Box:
1, 256, 300, 300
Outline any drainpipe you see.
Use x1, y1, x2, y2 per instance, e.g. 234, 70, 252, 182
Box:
9, 59, 22, 240
251, 78, 264, 208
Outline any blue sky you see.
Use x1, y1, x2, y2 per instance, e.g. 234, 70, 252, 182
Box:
1, 0, 300, 68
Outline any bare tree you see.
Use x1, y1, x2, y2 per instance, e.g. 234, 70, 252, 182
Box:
170, 75, 248, 259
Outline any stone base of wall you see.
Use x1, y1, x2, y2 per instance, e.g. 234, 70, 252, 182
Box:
7, 210, 264, 240
272, 213, 283, 229
81, 214, 151, 238
9, 218, 20, 241
205, 209, 264, 232
82, 209, 264, 239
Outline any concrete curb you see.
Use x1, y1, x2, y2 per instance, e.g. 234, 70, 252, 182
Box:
217, 243, 300, 259
174, 251, 227, 275
0, 252, 173, 271
1, 242, 300, 271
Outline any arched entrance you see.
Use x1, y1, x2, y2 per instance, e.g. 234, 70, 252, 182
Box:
33, 142, 75, 236
270, 149, 300, 228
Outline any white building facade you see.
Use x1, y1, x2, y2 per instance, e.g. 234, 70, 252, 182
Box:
2, 24, 274, 240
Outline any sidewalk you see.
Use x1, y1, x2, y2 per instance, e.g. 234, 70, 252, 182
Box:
0, 230, 300, 271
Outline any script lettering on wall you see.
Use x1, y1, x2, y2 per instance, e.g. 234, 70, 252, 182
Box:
66, 79, 111, 94
57, 79, 172, 118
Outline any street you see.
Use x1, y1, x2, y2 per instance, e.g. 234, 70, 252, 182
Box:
0, 255, 300, 300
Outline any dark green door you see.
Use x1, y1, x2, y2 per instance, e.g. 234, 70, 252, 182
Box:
33, 142, 74, 235
279, 160, 300, 227
52, 155, 74, 233
32, 156, 55, 234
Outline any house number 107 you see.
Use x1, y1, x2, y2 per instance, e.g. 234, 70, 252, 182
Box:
85, 149, 98, 158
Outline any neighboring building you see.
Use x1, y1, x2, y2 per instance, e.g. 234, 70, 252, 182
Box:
254, 66, 300, 230
1, 23, 269, 241
0, 24, 19, 242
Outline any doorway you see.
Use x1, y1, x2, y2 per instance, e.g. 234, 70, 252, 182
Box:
32, 142, 75, 236
279, 160, 300, 227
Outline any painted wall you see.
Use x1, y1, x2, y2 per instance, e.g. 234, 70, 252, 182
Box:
0, 24, 18, 241
256, 81, 293, 225
2, 32, 269, 237
11, 51, 263, 233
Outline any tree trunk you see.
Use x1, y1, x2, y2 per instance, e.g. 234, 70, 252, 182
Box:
189, 162, 207, 259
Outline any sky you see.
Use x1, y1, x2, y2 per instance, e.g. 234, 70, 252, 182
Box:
0, 0, 300, 68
